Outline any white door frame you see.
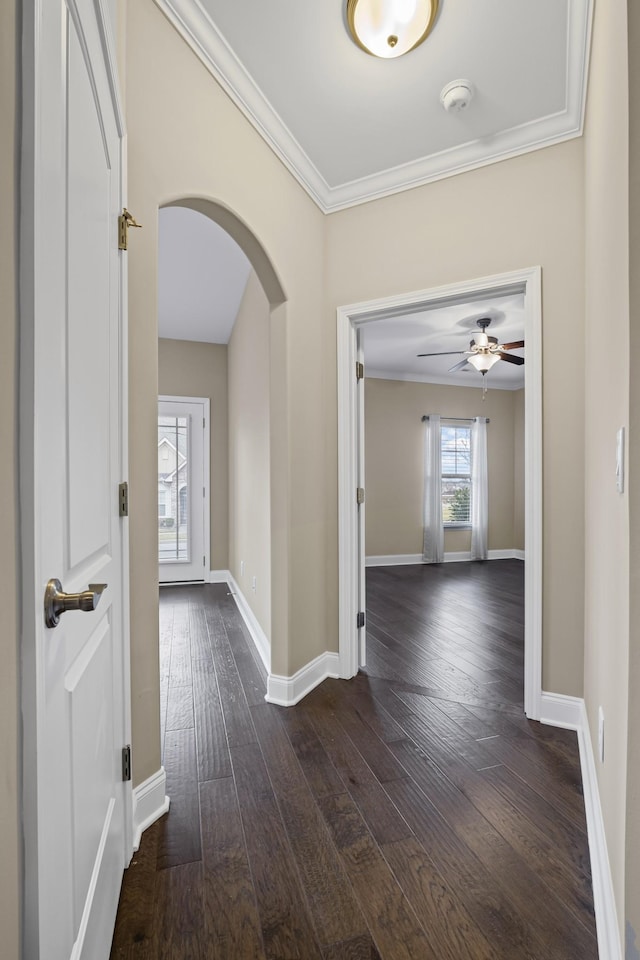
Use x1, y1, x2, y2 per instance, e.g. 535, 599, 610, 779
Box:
158, 395, 210, 583
337, 266, 543, 720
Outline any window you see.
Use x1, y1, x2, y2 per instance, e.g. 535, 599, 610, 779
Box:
441, 422, 471, 525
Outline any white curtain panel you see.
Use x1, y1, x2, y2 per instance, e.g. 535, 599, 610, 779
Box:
422, 415, 444, 563
471, 417, 489, 560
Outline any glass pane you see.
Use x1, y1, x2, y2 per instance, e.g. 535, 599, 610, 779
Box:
441, 425, 471, 475
442, 477, 471, 522
158, 415, 190, 563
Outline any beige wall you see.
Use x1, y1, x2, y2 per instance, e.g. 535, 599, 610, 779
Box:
228, 272, 271, 639
364, 378, 520, 557
583, 0, 630, 941
126, 0, 325, 782
158, 339, 229, 570
513, 389, 525, 551
326, 141, 586, 696
627, 0, 640, 948
1, 0, 20, 954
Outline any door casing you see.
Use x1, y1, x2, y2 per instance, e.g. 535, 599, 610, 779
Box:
337, 266, 543, 720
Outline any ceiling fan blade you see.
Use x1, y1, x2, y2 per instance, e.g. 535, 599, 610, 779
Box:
448, 358, 470, 372
498, 352, 524, 365
500, 341, 525, 351
416, 351, 464, 358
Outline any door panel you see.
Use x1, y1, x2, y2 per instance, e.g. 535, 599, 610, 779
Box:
22, 1, 129, 957
67, 16, 112, 568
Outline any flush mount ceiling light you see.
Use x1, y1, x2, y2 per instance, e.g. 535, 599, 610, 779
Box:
347, 0, 440, 59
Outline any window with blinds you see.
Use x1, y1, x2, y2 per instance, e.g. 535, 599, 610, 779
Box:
441, 422, 472, 525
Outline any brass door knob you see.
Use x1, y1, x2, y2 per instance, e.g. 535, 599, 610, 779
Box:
44, 579, 107, 628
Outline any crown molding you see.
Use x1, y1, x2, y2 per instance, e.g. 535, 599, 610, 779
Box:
366, 369, 522, 391
155, 0, 593, 214
153, 0, 331, 208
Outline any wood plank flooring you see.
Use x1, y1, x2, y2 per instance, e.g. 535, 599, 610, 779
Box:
110, 562, 598, 959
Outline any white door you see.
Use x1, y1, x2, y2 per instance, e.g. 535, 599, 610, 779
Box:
21, 2, 130, 958
158, 397, 209, 583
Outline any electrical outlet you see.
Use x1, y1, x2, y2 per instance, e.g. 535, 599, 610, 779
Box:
252, 576, 257, 593
598, 706, 605, 763
240, 560, 244, 576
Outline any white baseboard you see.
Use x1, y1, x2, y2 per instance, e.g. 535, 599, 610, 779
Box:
206, 570, 337, 709
448, 549, 525, 562
539, 693, 621, 958
575, 700, 622, 960
266, 652, 340, 706
488, 548, 525, 561
539, 691, 583, 729
365, 554, 422, 566
227, 574, 271, 673
132, 767, 170, 852
365, 550, 525, 566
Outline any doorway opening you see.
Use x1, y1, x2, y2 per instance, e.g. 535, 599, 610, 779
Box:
155, 196, 288, 709
337, 267, 542, 720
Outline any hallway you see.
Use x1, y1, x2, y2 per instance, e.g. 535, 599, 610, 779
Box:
110, 564, 597, 959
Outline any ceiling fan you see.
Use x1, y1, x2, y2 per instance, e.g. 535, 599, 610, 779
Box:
417, 318, 525, 375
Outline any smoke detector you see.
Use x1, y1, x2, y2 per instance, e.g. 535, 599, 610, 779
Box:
440, 79, 475, 113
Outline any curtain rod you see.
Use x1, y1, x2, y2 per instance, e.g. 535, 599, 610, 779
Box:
421, 415, 490, 423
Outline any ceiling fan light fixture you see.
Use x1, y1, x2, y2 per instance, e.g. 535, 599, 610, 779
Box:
346, 0, 439, 58
468, 353, 501, 374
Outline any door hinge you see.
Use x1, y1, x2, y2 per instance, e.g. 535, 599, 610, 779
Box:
357, 611, 365, 629
122, 745, 132, 782
118, 208, 142, 250
356, 361, 364, 381
356, 487, 365, 505
118, 481, 129, 517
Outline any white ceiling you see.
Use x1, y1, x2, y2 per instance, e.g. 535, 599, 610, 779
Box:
157, 0, 593, 211
156, 1, 578, 364
158, 206, 251, 343
362, 292, 525, 390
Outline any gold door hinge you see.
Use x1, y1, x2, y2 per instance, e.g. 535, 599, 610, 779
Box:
118, 208, 142, 250
356, 361, 364, 381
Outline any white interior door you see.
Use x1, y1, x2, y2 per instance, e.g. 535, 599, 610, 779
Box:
21, 2, 130, 958
158, 397, 209, 583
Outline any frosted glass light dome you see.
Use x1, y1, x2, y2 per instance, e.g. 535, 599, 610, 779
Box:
347, 0, 440, 58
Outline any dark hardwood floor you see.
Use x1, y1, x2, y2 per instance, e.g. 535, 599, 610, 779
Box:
110, 561, 598, 959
